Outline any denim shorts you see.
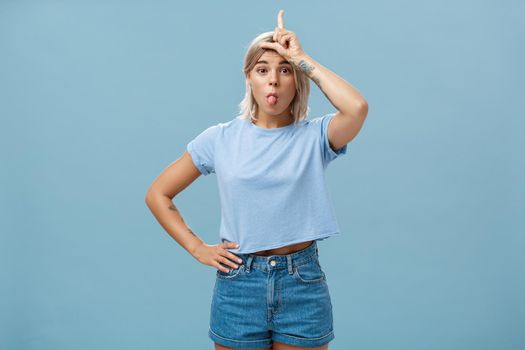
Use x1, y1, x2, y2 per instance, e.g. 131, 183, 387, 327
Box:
208, 240, 334, 348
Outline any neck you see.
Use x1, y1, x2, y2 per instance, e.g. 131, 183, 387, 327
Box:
253, 111, 294, 129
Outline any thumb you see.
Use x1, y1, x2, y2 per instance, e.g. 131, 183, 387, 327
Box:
224, 242, 240, 249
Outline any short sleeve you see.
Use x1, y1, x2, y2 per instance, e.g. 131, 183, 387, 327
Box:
320, 113, 347, 165
186, 124, 220, 176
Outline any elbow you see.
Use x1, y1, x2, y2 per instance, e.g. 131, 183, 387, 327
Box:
145, 188, 157, 207
358, 100, 368, 119
145, 191, 152, 207
145, 188, 174, 207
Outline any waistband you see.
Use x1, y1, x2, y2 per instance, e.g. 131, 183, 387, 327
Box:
236, 241, 319, 273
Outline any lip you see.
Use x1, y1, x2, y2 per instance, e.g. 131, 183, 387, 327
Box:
266, 92, 279, 98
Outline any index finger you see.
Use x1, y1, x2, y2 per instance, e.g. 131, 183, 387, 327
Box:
277, 9, 285, 29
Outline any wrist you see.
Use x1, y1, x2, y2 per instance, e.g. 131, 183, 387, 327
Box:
297, 52, 311, 62
291, 52, 310, 67
189, 239, 205, 258
293, 54, 316, 78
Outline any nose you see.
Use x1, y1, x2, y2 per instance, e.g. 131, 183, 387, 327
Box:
268, 70, 279, 86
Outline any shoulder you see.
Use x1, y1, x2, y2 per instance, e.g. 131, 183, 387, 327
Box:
212, 115, 243, 131
194, 115, 240, 137
300, 113, 336, 136
305, 113, 336, 127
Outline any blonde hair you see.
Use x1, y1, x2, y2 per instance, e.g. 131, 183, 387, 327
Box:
237, 31, 310, 124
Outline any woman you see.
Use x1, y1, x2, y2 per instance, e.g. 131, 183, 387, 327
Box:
146, 10, 368, 350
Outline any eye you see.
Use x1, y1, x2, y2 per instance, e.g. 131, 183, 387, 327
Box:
255, 67, 292, 74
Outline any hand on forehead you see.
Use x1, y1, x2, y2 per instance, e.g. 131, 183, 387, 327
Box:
258, 9, 305, 61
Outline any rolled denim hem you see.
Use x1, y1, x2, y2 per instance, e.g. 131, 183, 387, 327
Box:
208, 327, 272, 349
272, 329, 335, 347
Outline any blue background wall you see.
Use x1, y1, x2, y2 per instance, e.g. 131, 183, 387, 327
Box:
1, 1, 523, 349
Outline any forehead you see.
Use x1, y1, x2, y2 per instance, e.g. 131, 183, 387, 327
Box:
255, 51, 291, 65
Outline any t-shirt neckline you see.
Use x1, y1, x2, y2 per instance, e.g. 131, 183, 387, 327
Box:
245, 117, 297, 134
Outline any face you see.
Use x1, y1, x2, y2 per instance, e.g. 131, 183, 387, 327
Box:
247, 50, 296, 120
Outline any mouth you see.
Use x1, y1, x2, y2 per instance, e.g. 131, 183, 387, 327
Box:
266, 92, 279, 105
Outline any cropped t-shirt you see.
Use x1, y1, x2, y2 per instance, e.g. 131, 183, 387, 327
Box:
186, 112, 347, 254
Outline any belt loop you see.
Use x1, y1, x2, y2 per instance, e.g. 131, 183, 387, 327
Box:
315, 242, 319, 257
246, 255, 253, 272
287, 255, 293, 275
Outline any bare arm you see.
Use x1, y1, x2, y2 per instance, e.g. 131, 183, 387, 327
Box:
145, 151, 242, 272
291, 53, 369, 151
145, 151, 204, 256
259, 9, 368, 152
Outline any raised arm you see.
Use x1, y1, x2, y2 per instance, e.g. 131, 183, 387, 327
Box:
260, 9, 369, 151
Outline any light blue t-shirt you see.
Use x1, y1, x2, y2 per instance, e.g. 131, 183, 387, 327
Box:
186, 112, 347, 254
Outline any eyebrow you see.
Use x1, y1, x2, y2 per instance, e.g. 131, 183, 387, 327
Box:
255, 60, 292, 66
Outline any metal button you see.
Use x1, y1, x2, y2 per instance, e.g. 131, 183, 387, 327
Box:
270, 260, 276, 266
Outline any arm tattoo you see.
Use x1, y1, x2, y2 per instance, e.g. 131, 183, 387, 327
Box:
297, 60, 335, 106
311, 75, 322, 89
297, 59, 315, 76
295, 58, 333, 104
297, 59, 321, 87
187, 227, 197, 237
297, 59, 322, 87
168, 203, 196, 236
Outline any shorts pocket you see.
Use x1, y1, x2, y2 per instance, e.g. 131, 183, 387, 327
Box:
216, 264, 245, 280
292, 258, 326, 284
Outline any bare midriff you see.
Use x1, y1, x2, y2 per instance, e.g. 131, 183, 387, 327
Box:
251, 240, 314, 256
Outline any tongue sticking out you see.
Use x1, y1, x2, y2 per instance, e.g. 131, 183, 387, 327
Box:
267, 95, 278, 105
